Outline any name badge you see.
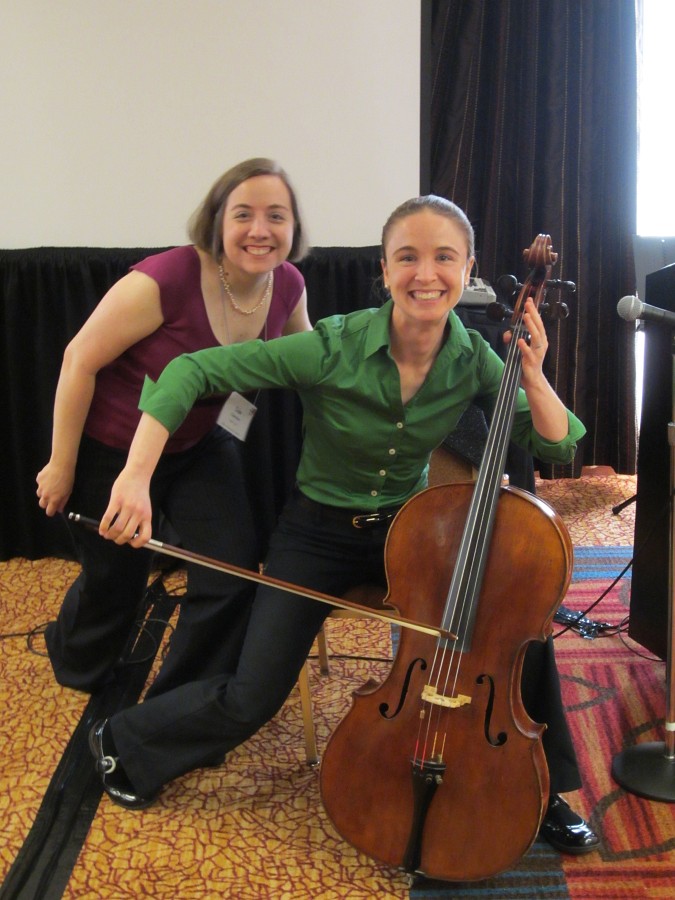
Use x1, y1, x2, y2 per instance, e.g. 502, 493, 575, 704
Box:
217, 391, 257, 441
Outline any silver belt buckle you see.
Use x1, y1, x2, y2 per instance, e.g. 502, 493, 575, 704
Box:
352, 511, 393, 529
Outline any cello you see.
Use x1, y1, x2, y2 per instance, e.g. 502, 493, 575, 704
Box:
319, 235, 574, 882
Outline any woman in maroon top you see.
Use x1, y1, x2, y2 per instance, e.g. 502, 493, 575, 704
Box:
35, 158, 311, 695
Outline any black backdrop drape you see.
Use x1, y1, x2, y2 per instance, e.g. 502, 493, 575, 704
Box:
0, 246, 384, 561
423, 0, 639, 477
1, 246, 530, 561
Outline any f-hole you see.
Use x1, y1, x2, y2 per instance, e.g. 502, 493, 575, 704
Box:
477, 673, 507, 746
380, 658, 427, 719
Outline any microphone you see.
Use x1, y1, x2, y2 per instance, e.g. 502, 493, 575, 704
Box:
617, 295, 675, 328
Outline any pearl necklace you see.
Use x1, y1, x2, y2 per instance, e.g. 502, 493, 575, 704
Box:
218, 264, 273, 316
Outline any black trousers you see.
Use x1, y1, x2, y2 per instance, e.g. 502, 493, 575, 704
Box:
45, 428, 258, 694
110, 489, 581, 799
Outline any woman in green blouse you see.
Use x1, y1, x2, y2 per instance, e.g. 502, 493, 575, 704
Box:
88, 195, 598, 856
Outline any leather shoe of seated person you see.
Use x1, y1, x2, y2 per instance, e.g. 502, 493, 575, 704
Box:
89, 719, 158, 810
539, 794, 600, 855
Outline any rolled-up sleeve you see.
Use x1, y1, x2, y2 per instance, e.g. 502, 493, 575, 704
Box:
511, 403, 586, 465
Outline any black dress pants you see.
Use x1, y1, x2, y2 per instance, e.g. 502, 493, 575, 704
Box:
110, 489, 581, 799
45, 428, 258, 694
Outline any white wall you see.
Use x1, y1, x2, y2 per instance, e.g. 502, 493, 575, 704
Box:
1, 0, 420, 249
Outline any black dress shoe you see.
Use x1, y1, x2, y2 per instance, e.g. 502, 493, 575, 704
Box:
89, 719, 158, 810
539, 794, 600, 855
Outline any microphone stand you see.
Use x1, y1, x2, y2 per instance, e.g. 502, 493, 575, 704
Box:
611, 332, 675, 801
611, 494, 636, 515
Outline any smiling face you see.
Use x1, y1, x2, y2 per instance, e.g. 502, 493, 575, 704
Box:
221, 174, 295, 277
381, 208, 475, 327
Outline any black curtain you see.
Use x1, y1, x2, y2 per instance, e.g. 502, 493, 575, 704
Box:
1, 245, 530, 561
0, 246, 384, 561
423, 0, 638, 477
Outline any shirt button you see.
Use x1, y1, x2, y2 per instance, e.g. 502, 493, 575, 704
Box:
379, 469, 386, 476
370, 490, 378, 497
388, 448, 396, 455
396, 422, 404, 429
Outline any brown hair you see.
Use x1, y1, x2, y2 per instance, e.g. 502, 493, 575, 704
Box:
187, 157, 308, 262
381, 195, 475, 260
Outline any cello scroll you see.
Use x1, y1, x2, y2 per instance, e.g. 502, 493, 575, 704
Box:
488, 240, 575, 324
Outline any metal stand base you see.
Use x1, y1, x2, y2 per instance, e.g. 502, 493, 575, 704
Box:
612, 742, 675, 802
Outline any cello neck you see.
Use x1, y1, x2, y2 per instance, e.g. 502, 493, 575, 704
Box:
440, 235, 557, 645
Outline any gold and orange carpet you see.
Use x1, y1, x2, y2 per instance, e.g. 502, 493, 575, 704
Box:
2, 473, 674, 899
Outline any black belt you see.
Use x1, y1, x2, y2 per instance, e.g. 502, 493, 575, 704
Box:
295, 491, 402, 529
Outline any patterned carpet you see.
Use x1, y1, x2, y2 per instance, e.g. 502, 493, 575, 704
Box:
2, 473, 675, 898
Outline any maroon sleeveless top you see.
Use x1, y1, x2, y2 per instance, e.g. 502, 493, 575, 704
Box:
85, 245, 305, 452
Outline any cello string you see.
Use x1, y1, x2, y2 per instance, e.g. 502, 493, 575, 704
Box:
434, 288, 544, 710
420, 304, 531, 758
416, 247, 555, 782
443, 314, 526, 669
416, 276, 545, 762
427, 320, 519, 731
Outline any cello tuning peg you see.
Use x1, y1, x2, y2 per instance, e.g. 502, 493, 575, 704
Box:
495, 274, 521, 300
545, 279, 576, 295
540, 301, 570, 320
485, 301, 511, 322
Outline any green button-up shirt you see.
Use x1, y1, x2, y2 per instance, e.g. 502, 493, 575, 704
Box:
140, 301, 585, 510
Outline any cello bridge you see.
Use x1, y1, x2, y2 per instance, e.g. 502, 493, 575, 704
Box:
421, 685, 471, 708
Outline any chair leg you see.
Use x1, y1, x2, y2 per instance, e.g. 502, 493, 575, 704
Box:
297, 659, 319, 766
317, 624, 329, 675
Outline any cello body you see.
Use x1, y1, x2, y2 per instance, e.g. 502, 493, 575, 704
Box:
319, 481, 573, 881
